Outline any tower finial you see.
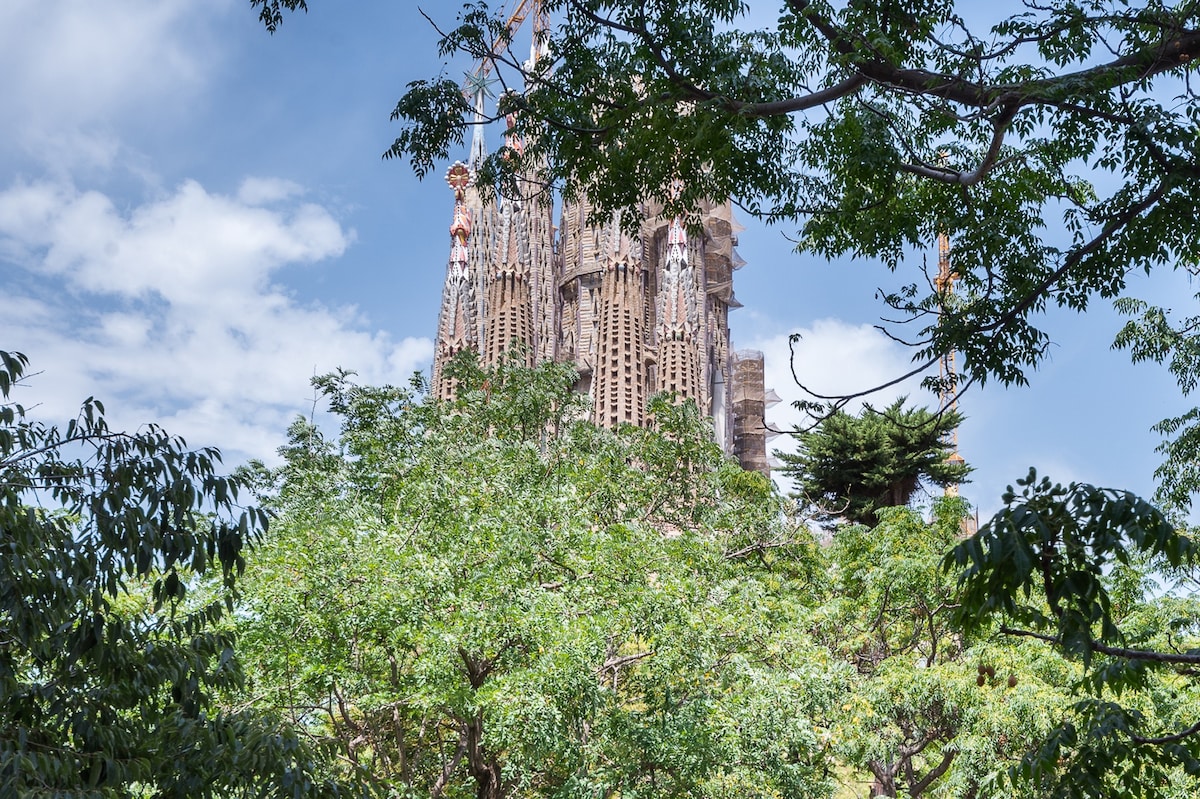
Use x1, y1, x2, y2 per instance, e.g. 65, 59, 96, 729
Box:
447, 161, 473, 250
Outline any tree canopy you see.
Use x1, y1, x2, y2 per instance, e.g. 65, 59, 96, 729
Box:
236, 357, 1161, 799
235, 356, 835, 799
778, 397, 970, 527
814, 499, 1083, 798
366, 0, 1200, 404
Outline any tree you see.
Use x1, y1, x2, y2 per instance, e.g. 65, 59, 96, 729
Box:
778, 397, 970, 527
947, 470, 1200, 797
235, 355, 836, 799
1114, 291, 1200, 516
813, 499, 1078, 798
366, 0, 1200, 402
248, 0, 1200, 520
0, 350, 335, 798
238, 356, 1192, 799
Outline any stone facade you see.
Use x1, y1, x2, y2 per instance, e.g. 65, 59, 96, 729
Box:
432, 161, 772, 475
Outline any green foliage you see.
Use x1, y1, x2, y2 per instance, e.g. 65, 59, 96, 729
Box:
778, 398, 970, 528
237, 357, 833, 799
249, 0, 307, 33
0, 351, 334, 798
947, 469, 1200, 796
812, 499, 1074, 798
236, 360, 1198, 798
1114, 293, 1200, 515
375, 0, 1200, 391
948, 469, 1195, 661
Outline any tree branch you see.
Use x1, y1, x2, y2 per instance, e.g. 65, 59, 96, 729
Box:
909, 747, 957, 797
598, 650, 654, 675
999, 626, 1200, 664
431, 726, 468, 799
900, 103, 1019, 186
1130, 718, 1200, 745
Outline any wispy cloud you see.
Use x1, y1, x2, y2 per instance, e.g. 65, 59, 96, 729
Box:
0, 0, 226, 172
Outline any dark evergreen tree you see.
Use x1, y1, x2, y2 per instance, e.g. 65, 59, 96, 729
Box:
779, 398, 970, 528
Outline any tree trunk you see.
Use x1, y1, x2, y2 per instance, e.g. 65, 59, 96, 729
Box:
465, 712, 506, 799
868, 760, 897, 797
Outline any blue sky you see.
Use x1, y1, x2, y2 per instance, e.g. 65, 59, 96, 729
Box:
0, 0, 1188, 517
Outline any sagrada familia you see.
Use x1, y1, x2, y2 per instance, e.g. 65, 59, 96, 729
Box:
431, 129, 776, 476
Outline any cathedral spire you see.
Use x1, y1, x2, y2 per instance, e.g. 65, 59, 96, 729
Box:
657, 215, 701, 402
592, 210, 648, 428
433, 162, 480, 401
482, 194, 535, 367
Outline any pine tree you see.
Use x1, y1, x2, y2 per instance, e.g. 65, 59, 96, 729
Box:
780, 398, 970, 528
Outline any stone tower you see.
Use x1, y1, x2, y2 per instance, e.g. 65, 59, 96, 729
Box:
432, 162, 479, 402
431, 163, 773, 476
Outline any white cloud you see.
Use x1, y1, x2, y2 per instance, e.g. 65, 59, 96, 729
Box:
0, 178, 432, 467
747, 318, 933, 437
0, 0, 225, 170
238, 177, 307, 206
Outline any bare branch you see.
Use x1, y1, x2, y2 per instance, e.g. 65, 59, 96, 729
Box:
999, 626, 1200, 664
1131, 719, 1200, 745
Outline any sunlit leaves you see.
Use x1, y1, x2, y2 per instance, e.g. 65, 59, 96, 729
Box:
815, 500, 1072, 798
237, 357, 832, 798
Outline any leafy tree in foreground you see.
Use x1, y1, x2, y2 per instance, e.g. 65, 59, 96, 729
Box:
236, 355, 835, 799
814, 499, 1076, 798
362, 0, 1200, 397
779, 398, 969, 528
0, 350, 334, 798
947, 470, 1200, 797
1114, 292, 1200, 516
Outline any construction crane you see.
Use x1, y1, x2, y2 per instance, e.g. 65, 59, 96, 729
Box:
935, 230, 966, 497
463, 0, 549, 167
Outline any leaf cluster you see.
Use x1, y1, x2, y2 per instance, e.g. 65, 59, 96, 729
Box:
947, 468, 1200, 794
0, 350, 334, 798
1114, 291, 1200, 515
812, 500, 1074, 798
